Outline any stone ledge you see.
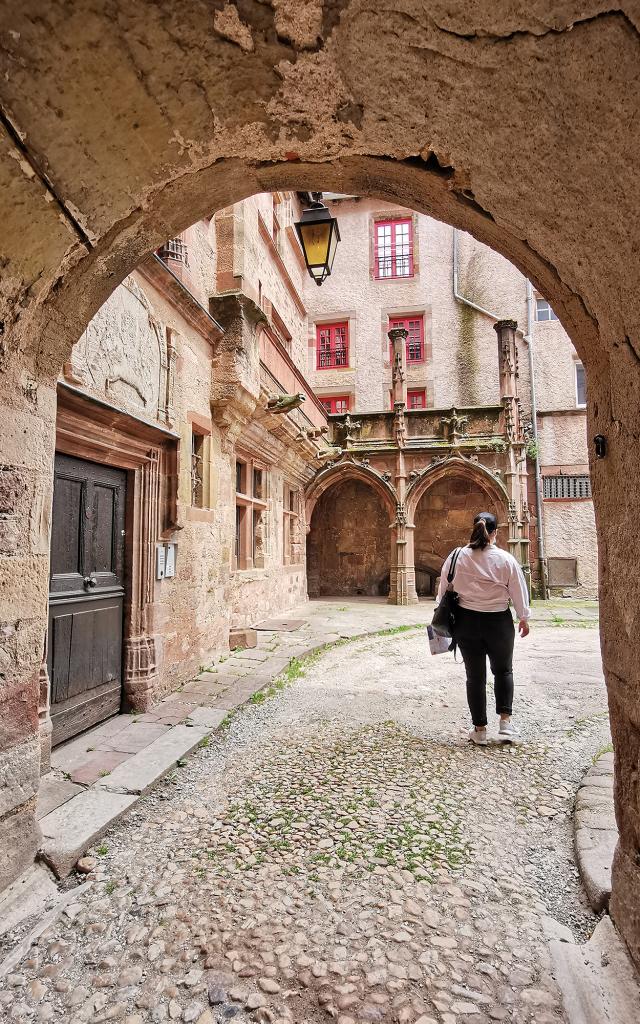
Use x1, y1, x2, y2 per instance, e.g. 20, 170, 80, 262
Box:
39, 789, 138, 878
550, 916, 640, 1024
574, 751, 616, 912
95, 724, 209, 796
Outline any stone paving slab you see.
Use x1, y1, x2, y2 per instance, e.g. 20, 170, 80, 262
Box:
36, 777, 84, 820
186, 707, 228, 729
574, 751, 617, 912
94, 721, 171, 753
96, 724, 210, 795
68, 749, 131, 785
39, 789, 138, 877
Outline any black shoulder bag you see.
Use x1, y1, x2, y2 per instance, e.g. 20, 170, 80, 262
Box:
431, 548, 462, 640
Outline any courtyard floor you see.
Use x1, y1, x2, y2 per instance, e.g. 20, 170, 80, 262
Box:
0, 602, 608, 1024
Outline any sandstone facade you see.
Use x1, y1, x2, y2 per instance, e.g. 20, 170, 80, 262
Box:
304, 197, 596, 597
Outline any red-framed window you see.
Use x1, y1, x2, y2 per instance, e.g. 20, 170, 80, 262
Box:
375, 219, 414, 279
316, 322, 349, 369
320, 395, 350, 415
388, 389, 428, 410
389, 316, 425, 363
407, 389, 427, 410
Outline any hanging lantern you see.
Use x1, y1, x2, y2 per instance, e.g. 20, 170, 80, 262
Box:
294, 194, 341, 285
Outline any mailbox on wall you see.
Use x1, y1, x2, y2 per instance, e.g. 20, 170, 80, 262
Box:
165, 543, 176, 578
156, 543, 177, 580
156, 544, 166, 581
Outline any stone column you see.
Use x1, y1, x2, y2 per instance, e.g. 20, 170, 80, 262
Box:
0, 364, 56, 889
494, 319, 530, 574
388, 327, 418, 605
389, 326, 408, 409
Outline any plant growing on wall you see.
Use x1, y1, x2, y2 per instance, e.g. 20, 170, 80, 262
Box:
525, 437, 539, 461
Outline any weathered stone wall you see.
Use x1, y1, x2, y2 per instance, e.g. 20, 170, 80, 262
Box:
413, 475, 504, 589
543, 501, 598, 597
304, 201, 534, 414
64, 265, 311, 701
307, 479, 391, 597
0, 368, 56, 889
0, 0, 639, 966
216, 194, 309, 376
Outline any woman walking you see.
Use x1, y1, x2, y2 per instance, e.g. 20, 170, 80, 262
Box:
437, 511, 530, 745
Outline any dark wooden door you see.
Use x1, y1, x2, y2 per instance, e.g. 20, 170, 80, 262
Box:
48, 454, 127, 746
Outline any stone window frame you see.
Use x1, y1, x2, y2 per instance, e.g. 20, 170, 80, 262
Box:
575, 360, 587, 408
381, 303, 432, 368
316, 321, 349, 370
319, 395, 351, 414
234, 451, 268, 571
186, 412, 213, 521
407, 388, 427, 410
283, 483, 302, 566
534, 296, 559, 322
387, 383, 434, 410
389, 314, 425, 364
370, 213, 419, 281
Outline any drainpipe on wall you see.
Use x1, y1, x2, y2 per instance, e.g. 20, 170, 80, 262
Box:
524, 278, 549, 599
452, 228, 547, 596
452, 227, 506, 322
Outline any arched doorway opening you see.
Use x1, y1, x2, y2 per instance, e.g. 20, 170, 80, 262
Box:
307, 476, 393, 598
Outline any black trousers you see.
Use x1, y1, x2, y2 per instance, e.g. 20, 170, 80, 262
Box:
454, 606, 515, 727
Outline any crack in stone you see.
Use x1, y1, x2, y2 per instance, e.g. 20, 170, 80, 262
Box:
0, 104, 92, 250
430, 8, 640, 46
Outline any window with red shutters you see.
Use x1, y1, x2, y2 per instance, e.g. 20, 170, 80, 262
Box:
375, 219, 414, 279
407, 389, 427, 410
389, 316, 425, 363
319, 395, 350, 415
316, 322, 349, 369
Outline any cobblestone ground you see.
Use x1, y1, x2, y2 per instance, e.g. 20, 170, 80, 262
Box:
0, 625, 609, 1024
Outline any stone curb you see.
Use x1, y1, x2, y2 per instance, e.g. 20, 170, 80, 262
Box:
37, 621, 427, 878
574, 750, 616, 913
550, 916, 640, 1024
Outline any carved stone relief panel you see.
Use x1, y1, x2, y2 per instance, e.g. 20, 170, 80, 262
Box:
70, 276, 170, 424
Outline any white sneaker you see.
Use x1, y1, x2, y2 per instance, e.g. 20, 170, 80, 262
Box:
469, 726, 488, 746
498, 718, 517, 742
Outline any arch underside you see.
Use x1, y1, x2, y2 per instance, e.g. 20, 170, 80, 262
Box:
1, 0, 640, 968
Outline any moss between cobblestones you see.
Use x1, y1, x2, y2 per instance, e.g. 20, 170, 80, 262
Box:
194, 721, 471, 885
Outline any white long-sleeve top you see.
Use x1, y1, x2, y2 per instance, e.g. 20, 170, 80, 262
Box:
436, 543, 531, 621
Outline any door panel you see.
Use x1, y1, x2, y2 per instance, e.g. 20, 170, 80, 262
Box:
48, 454, 127, 746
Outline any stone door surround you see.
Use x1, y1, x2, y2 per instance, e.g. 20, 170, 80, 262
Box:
45, 384, 180, 759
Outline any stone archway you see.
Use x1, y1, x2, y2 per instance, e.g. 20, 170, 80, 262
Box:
306, 463, 397, 599
307, 477, 392, 598
1, 0, 640, 965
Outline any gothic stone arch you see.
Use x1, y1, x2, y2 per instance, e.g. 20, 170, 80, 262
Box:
306, 462, 398, 598
1, 0, 640, 965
